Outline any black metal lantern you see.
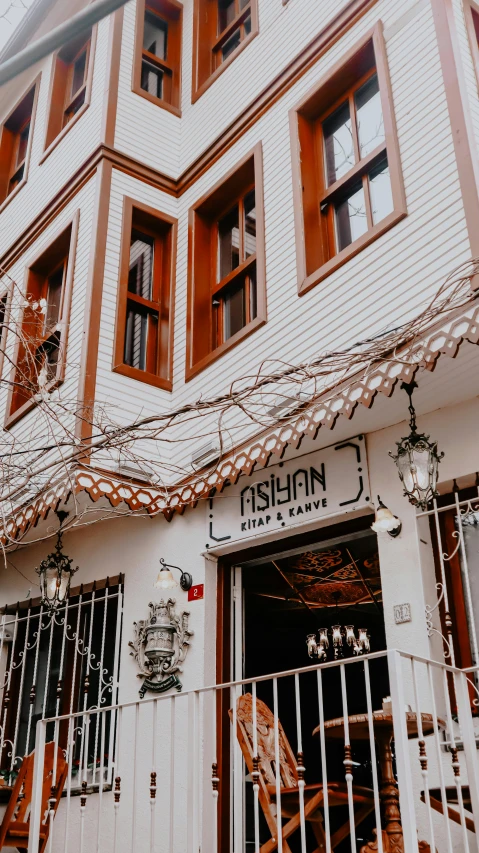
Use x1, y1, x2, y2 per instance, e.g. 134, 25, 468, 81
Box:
35, 511, 78, 609
389, 382, 444, 510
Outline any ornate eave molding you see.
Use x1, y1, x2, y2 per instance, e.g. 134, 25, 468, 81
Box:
3, 303, 479, 544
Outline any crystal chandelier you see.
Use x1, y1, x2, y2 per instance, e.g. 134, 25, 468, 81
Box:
307, 624, 370, 661
389, 381, 444, 510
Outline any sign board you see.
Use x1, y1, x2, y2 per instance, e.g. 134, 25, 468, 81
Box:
188, 584, 204, 602
206, 436, 370, 548
394, 603, 411, 624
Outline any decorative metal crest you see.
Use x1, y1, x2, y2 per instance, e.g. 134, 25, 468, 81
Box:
129, 599, 193, 698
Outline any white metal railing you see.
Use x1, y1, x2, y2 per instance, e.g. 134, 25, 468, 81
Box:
24, 650, 479, 853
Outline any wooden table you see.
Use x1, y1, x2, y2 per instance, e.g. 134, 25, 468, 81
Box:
313, 710, 443, 853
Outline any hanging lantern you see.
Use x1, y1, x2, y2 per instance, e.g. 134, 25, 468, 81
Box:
35, 511, 78, 610
389, 382, 444, 510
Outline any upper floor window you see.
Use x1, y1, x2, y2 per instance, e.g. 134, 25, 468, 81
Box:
43, 29, 96, 156
133, 0, 182, 114
186, 145, 266, 379
0, 82, 38, 208
192, 0, 258, 100
464, 1, 479, 91
7, 218, 78, 426
113, 199, 176, 390
290, 25, 406, 295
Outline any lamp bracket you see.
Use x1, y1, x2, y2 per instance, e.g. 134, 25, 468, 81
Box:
159, 558, 193, 592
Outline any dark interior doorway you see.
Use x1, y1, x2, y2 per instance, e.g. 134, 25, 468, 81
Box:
236, 528, 390, 852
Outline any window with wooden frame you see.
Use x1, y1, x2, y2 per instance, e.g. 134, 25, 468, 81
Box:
0, 82, 38, 208
192, 0, 258, 100
43, 28, 96, 155
133, 0, 182, 114
464, 0, 479, 89
113, 199, 176, 390
7, 218, 78, 427
290, 24, 406, 295
186, 144, 266, 379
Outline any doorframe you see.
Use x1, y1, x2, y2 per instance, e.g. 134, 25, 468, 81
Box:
215, 511, 374, 851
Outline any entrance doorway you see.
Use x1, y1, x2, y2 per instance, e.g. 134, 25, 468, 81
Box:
218, 519, 390, 852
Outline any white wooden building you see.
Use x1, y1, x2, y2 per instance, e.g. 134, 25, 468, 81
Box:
1, 0, 479, 850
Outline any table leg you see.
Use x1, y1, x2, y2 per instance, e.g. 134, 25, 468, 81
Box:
360, 733, 403, 853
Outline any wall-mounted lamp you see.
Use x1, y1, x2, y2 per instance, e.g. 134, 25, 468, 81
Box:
154, 558, 193, 592
389, 381, 444, 510
371, 496, 402, 538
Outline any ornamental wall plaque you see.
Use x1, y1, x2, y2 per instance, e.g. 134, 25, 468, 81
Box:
129, 599, 193, 698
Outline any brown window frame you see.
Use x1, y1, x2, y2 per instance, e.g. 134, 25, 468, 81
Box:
464, 0, 479, 89
132, 0, 183, 115
290, 23, 406, 295
41, 27, 97, 161
192, 0, 258, 102
0, 79, 40, 212
113, 197, 176, 391
186, 143, 266, 380
6, 214, 79, 428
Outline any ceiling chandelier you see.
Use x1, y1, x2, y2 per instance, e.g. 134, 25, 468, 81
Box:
389, 381, 444, 510
35, 510, 78, 610
306, 593, 370, 661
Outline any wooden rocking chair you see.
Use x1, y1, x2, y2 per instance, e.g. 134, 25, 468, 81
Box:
0, 741, 68, 852
231, 693, 376, 853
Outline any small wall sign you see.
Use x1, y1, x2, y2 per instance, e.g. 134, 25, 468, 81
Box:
394, 603, 411, 624
188, 584, 204, 602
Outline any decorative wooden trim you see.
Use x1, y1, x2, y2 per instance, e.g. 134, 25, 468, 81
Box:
40, 25, 98, 163
0, 75, 41, 213
132, 0, 183, 116
4, 211, 80, 429
103, 144, 177, 195
432, 0, 479, 258
290, 21, 407, 294
76, 159, 113, 443
185, 142, 266, 379
112, 195, 177, 391
0, 296, 477, 540
101, 7, 124, 147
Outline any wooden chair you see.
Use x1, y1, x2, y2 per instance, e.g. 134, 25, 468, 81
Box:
0, 741, 68, 852
231, 693, 376, 853
421, 786, 475, 834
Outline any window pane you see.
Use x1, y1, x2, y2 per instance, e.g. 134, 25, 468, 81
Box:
218, 204, 240, 280
44, 266, 64, 331
239, 0, 249, 8
221, 28, 241, 61
355, 73, 384, 159
323, 101, 355, 186
17, 122, 30, 166
219, 0, 236, 32
244, 13, 251, 35
125, 308, 147, 370
71, 49, 87, 98
143, 11, 167, 59
223, 280, 245, 340
335, 183, 368, 251
369, 159, 393, 225
249, 264, 257, 321
8, 164, 25, 195
244, 190, 256, 258
129, 231, 154, 300
141, 61, 164, 98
